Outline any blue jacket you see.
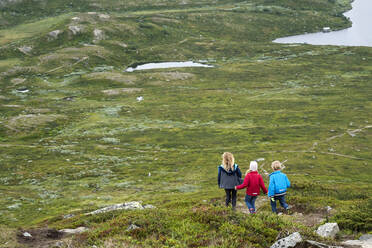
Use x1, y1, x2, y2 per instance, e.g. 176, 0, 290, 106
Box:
268, 171, 290, 197
218, 164, 242, 189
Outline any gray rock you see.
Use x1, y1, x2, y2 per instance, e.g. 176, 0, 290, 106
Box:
93, 29, 105, 43
99, 14, 110, 19
60, 227, 88, 234
71, 17, 80, 21
18, 46, 32, 54
54, 241, 65, 248
86, 201, 148, 215
144, 204, 156, 209
342, 240, 372, 248
271, 232, 302, 248
342, 235, 372, 248
326, 206, 332, 213
63, 213, 75, 219
305, 240, 343, 248
316, 223, 339, 238
48, 30, 62, 40
126, 224, 140, 231
360, 235, 372, 241
23, 232, 32, 237
68, 25, 83, 35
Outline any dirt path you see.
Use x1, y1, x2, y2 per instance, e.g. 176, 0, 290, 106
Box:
235, 197, 327, 228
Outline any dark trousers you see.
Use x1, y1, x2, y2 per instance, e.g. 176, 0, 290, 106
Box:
270, 195, 288, 213
245, 195, 258, 213
224, 189, 237, 208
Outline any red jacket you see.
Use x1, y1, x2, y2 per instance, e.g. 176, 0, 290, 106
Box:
236, 171, 268, 196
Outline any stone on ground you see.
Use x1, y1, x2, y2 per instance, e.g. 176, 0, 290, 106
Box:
342, 234, 372, 248
316, 223, 339, 238
305, 240, 343, 248
270, 232, 302, 248
68, 25, 83, 35
48, 30, 63, 40
127, 224, 140, 231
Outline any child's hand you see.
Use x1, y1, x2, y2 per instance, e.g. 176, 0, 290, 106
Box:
234, 186, 237, 190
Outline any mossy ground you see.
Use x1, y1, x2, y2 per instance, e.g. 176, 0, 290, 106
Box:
0, 0, 371, 247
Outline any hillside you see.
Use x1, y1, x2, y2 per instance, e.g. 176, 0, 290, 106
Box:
0, 0, 371, 247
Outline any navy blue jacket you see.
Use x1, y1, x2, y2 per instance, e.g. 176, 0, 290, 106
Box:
218, 164, 242, 189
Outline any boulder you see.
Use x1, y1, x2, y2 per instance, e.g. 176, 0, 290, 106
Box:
18, 46, 32, 54
316, 223, 339, 238
360, 235, 372, 241
305, 240, 343, 248
48, 30, 62, 40
63, 213, 75, 219
68, 25, 83, 35
271, 232, 302, 248
60, 227, 88, 234
71, 17, 80, 21
86, 201, 151, 215
23, 232, 32, 237
93, 29, 105, 43
342, 234, 372, 248
126, 224, 140, 231
99, 14, 110, 20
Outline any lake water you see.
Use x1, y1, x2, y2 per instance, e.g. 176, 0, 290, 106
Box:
125, 61, 213, 72
273, 0, 372, 47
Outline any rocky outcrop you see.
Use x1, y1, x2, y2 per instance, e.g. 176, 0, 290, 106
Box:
342, 234, 372, 248
86, 201, 155, 215
316, 223, 339, 238
271, 232, 302, 248
68, 25, 83, 35
93, 29, 105, 43
71, 17, 81, 21
127, 224, 140, 231
18, 46, 32, 55
48, 30, 63, 41
304, 240, 342, 248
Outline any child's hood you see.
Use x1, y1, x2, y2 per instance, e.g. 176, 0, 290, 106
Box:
219, 164, 239, 174
269, 170, 282, 177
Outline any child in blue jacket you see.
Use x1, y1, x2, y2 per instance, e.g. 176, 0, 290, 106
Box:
268, 160, 290, 213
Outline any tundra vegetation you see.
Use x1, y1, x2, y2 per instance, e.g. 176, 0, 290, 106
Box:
0, 0, 371, 247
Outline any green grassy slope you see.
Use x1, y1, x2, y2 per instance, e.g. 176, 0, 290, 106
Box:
0, 0, 371, 247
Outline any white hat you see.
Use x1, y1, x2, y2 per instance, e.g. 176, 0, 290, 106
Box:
249, 161, 258, 171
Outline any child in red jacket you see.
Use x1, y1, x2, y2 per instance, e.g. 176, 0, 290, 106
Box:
235, 161, 267, 213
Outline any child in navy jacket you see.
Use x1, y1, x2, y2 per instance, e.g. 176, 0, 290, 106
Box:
268, 160, 291, 213
218, 152, 242, 210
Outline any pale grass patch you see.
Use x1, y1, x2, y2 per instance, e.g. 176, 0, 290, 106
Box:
84, 72, 137, 84
0, 13, 73, 45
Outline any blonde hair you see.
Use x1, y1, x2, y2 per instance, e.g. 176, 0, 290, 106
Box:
222, 152, 235, 171
271, 160, 282, 171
